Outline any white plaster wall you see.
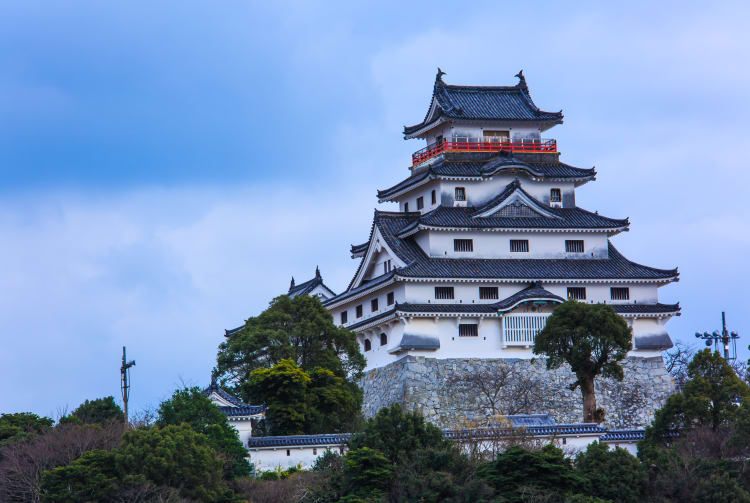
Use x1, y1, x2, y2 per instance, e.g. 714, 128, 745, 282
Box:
332, 284, 405, 329
359, 322, 405, 370
249, 445, 346, 472
601, 440, 639, 457
423, 231, 609, 259
228, 419, 253, 447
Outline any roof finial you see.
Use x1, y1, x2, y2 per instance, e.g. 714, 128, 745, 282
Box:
436, 67, 446, 83
514, 69, 527, 88
289, 276, 295, 291
315, 266, 321, 279
210, 374, 217, 389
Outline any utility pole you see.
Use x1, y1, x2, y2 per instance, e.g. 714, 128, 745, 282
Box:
120, 346, 136, 426
695, 312, 740, 361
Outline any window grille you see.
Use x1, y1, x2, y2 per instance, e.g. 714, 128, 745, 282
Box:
371, 298, 378, 312
380, 333, 387, 346
417, 196, 424, 210
387, 292, 394, 305
340, 311, 348, 324
510, 239, 529, 252
435, 287, 455, 299
364, 339, 371, 351
479, 286, 499, 299
567, 287, 586, 300
565, 240, 584, 253
383, 259, 392, 274
454, 239, 474, 252
611, 287, 630, 300
550, 188, 562, 203
404, 202, 409, 212
286, 449, 290, 456
455, 187, 466, 201
496, 201, 538, 217
458, 324, 478, 337
431, 190, 436, 205
356, 305, 363, 318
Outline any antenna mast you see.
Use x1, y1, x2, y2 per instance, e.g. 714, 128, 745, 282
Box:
120, 346, 136, 426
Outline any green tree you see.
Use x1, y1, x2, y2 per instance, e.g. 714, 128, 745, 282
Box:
60, 396, 124, 425
574, 441, 646, 503
156, 387, 251, 478
533, 300, 632, 422
477, 445, 585, 503
644, 349, 750, 445
348, 404, 448, 464
41, 425, 232, 502
306, 368, 363, 434
341, 447, 393, 501
215, 294, 366, 387
245, 359, 311, 435
0, 412, 53, 448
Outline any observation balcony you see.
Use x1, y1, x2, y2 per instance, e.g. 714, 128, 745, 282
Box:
412, 137, 557, 167
501, 313, 550, 347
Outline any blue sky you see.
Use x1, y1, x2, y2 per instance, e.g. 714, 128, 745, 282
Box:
1, 1, 749, 418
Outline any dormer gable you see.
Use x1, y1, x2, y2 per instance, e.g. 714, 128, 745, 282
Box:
472, 179, 562, 219
349, 224, 405, 290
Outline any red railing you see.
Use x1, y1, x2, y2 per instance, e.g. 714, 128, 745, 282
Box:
411, 137, 557, 166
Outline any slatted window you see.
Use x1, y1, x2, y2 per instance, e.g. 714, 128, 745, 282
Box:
565, 240, 584, 253
435, 287, 454, 299
380, 333, 387, 346
458, 324, 478, 337
387, 292, 394, 305
455, 187, 466, 201
496, 202, 538, 217
611, 287, 630, 300
371, 298, 378, 312
364, 339, 371, 351
567, 287, 586, 300
550, 188, 562, 202
356, 304, 363, 318
510, 239, 529, 252
417, 196, 424, 210
454, 239, 474, 252
383, 259, 392, 274
431, 190, 437, 205
340, 311, 348, 324
479, 286, 499, 299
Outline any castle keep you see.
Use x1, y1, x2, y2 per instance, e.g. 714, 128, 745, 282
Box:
318, 70, 678, 427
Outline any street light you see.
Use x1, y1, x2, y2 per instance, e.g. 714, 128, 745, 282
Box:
695, 312, 740, 361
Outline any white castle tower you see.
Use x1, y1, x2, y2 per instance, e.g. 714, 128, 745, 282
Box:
322, 70, 679, 374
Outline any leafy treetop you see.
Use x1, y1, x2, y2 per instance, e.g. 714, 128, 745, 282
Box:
60, 396, 124, 425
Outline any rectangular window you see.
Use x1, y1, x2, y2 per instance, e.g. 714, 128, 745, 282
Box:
455, 187, 466, 201
565, 240, 585, 253
479, 286, 499, 300
387, 292, 394, 305
453, 239, 474, 252
435, 287, 455, 299
550, 188, 562, 202
567, 287, 586, 300
510, 239, 529, 252
417, 196, 424, 210
356, 304, 363, 318
383, 259, 391, 274
611, 287, 630, 300
404, 202, 409, 212
313, 448, 317, 455
431, 190, 436, 205
458, 324, 478, 337
371, 298, 379, 312
340, 311, 348, 324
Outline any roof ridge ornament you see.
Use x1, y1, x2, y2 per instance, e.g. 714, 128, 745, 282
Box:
436, 67, 446, 84
289, 277, 295, 291
514, 70, 527, 89
315, 266, 321, 279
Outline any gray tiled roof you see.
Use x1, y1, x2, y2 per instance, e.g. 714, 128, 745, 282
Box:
635, 333, 674, 350
203, 379, 265, 417
612, 303, 681, 314
377, 154, 595, 200
494, 283, 564, 311
389, 333, 441, 352
218, 405, 266, 416
404, 70, 562, 136
599, 429, 646, 441
288, 267, 335, 298
248, 433, 352, 448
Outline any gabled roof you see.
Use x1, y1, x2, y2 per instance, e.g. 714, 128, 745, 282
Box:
248, 433, 352, 448
377, 153, 595, 202
203, 378, 265, 417
493, 282, 564, 312
288, 267, 336, 299
404, 69, 563, 138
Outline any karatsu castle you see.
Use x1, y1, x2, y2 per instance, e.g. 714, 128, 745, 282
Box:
214, 70, 682, 469
321, 69, 679, 371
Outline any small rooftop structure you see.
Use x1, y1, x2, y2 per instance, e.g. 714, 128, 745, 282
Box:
288, 266, 336, 300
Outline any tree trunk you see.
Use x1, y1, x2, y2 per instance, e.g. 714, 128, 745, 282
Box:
580, 377, 597, 423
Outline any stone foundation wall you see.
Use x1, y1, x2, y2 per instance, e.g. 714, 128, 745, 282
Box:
359, 356, 675, 429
